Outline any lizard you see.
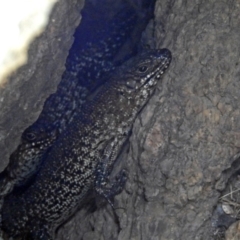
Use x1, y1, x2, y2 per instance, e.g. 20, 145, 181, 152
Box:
0, 4, 142, 196
1, 48, 172, 239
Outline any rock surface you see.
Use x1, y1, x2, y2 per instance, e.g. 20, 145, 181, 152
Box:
225, 221, 240, 240
2, 0, 240, 239
0, 0, 84, 171
0, 0, 57, 84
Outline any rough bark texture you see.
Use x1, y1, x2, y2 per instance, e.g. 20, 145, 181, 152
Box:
2, 0, 240, 239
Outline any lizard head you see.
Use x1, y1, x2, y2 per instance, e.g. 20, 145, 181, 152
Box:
6, 122, 58, 182
113, 48, 171, 107
89, 48, 171, 129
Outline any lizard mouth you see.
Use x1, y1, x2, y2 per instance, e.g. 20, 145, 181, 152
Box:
140, 48, 172, 88
157, 48, 172, 60
153, 48, 172, 80
156, 48, 172, 72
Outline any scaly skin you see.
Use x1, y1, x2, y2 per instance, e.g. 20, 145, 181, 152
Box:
0, 6, 139, 196
1, 48, 172, 239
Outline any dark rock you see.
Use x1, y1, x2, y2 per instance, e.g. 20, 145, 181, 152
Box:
0, 0, 84, 172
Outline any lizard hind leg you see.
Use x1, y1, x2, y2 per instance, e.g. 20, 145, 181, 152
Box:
94, 140, 127, 208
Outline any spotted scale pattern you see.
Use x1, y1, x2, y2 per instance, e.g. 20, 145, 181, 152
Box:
0, 5, 139, 196
1, 48, 172, 239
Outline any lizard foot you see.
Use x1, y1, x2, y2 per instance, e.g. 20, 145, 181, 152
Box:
95, 162, 127, 208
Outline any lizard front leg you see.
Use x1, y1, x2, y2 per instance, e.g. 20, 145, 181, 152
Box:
94, 138, 127, 207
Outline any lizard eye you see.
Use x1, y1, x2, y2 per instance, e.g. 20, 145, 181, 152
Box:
138, 65, 148, 73
23, 132, 36, 141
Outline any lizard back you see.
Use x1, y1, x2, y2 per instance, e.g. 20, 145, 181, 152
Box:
1, 48, 172, 239
0, 4, 142, 195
